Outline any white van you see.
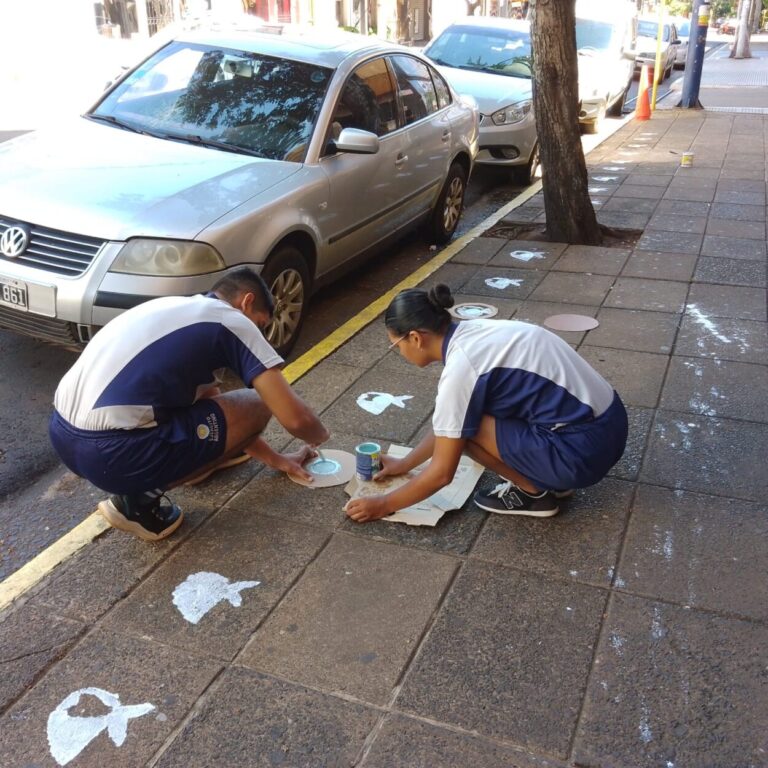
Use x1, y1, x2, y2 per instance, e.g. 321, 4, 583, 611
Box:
575, 0, 637, 133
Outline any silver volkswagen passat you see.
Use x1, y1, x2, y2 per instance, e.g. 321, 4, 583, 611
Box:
0, 28, 478, 355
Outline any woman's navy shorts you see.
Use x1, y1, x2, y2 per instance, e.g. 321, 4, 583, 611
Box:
49, 400, 228, 495
495, 391, 628, 491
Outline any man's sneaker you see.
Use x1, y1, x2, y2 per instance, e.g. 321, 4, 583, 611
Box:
98, 493, 184, 541
184, 453, 250, 486
552, 489, 574, 499
473, 480, 559, 518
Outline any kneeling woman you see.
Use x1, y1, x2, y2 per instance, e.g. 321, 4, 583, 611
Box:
345, 285, 628, 523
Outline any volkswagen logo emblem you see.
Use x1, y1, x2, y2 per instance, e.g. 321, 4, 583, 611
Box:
0, 225, 30, 258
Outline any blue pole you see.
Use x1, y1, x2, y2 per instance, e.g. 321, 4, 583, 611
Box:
679, 1, 710, 108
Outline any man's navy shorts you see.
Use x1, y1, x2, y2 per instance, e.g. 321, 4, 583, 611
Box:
495, 390, 628, 491
49, 400, 228, 494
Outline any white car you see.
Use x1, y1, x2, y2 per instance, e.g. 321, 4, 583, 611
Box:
672, 17, 691, 67
635, 18, 681, 81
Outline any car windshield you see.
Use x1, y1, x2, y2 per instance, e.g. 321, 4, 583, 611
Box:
637, 21, 670, 41
425, 25, 532, 78
575, 18, 616, 50
91, 41, 333, 162
677, 20, 690, 36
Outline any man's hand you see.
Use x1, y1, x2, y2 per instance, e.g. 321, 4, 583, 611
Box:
372, 454, 409, 481
274, 445, 317, 482
344, 495, 392, 523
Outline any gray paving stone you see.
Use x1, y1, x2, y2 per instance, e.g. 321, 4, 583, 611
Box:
451, 236, 507, 265
596, 210, 651, 230
602, 195, 659, 213
693, 255, 767, 287
0, 628, 221, 768
512, 301, 598, 345
660, 356, 768, 422
289, 361, 363, 413
102, 512, 329, 660
427, 261, 480, 292
719, 165, 767, 181
528, 272, 615, 306
674, 315, 767, 364
471, 478, 633, 587
621, 250, 697, 281
0, 604, 84, 713
487, 239, 567, 270
624, 173, 671, 187
589, 308, 679, 354
662, 184, 716, 203
328, 321, 390, 371
573, 593, 768, 768
672, 165, 721, 180
462, 266, 545, 300
614, 184, 667, 200
240, 533, 456, 704
604, 277, 688, 314
450, 291, 521, 319
636, 230, 703, 255
686, 283, 766, 321
609, 406, 653, 482
714, 187, 766, 205
705, 217, 766, 240
579, 347, 668, 408
618, 485, 768, 620
646, 213, 707, 234
641, 410, 768, 500
710, 201, 766, 221
655, 199, 711, 216
551, 245, 630, 276
363, 714, 565, 768
154, 667, 378, 768
701, 234, 767, 260
396, 561, 606, 759
715, 178, 766, 194
500, 206, 542, 223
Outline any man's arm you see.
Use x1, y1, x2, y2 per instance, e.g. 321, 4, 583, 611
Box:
251, 368, 329, 445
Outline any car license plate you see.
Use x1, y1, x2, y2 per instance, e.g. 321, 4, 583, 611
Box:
0, 278, 28, 311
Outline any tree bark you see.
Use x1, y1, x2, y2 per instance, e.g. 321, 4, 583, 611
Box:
530, 0, 602, 244
731, 0, 753, 58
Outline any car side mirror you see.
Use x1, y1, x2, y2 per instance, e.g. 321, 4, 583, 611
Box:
329, 127, 380, 155
670, 38, 681, 45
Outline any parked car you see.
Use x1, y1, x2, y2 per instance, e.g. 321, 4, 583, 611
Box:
634, 18, 681, 80
423, 17, 539, 185
672, 17, 690, 67
719, 18, 738, 34
0, 29, 478, 355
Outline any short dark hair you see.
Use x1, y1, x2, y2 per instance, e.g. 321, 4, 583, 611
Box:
384, 284, 454, 335
212, 268, 274, 316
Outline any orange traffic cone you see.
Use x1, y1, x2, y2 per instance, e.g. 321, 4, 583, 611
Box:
636, 63, 652, 121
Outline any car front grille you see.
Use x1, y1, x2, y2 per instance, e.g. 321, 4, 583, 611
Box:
0, 217, 107, 276
0, 304, 81, 346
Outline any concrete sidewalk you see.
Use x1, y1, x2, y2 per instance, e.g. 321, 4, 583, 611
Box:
1, 74, 767, 768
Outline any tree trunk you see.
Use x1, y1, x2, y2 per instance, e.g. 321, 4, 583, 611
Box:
731, 0, 753, 58
530, 0, 602, 244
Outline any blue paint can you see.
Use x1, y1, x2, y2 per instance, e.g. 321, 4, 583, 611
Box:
355, 442, 381, 481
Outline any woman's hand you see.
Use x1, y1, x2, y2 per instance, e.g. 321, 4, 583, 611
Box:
344, 495, 392, 523
373, 454, 409, 481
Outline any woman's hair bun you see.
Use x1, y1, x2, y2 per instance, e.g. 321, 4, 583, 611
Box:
427, 284, 454, 310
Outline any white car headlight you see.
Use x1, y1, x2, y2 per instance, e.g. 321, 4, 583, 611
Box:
110, 239, 225, 276
490, 100, 532, 126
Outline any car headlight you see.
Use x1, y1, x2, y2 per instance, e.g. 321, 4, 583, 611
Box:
580, 86, 600, 100
490, 100, 532, 126
110, 239, 225, 276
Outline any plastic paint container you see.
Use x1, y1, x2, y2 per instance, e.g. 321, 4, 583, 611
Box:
681, 151, 694, 167
355, 442, 381, 481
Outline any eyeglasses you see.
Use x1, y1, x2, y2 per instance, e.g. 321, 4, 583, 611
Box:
387, 332, 409, 350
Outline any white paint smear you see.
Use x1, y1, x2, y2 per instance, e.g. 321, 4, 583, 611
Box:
485, 277, 523, 290
356, 392, 413, 415
509, 249, 545, 262
593, 175, 619, 182
172, 571, 261, 625
47, 688, 155, 766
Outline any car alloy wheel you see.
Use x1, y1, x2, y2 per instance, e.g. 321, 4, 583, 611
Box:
442, 175, 464, 234
427, 162, 467, 244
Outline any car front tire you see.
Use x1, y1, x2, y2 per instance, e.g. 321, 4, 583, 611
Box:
427, 162, 467, 244
513, 142, 540, 186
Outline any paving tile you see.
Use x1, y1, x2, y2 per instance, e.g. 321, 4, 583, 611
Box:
551, 245, 631, 276
427, 261, 480, 292
714, 187, 766, 205
706, 216, 766, 240
500, 206, 542, 223
693, 256, 767, 287
646, 212, 707, 234
589, 308, 679, 354
573, 593, 768, 768
321, 366, 437, 444
613, 184, 667, 200
240, 533, 456, 704
528, 272, 615, 306
701, 234, 767, 260
461, 266, 545, 300
487, 239, 567, 270
710, 201, 766, 221
451, 236, 506, 265
602, 196, 659, 214
512, 300, 598, 345
621, 250, 697, 281
662, 184, 716, 203
604, 277, 688, 314
641, 410, 768, 500
450, 291, 521, 319
623, 173, 671, 187
102, 512, 329, 660
328, 321, 390, 371
395, 561, 606, 759
471, 478, 633, 587
674, 314, 767, 364
579, 347, 668, 408
654, 199, 711, 216
154, 667, 378, 768
672, 165, 721, 180
363, 714, 565, 768
618, 485, 768, 620
609, 406, 653, 482
0, 605, 84, 713
660, 356, 768, 422
0, 628, 221, 768
636, 230, 703, 255
595, 210, 651, 229
686, 283, 766, 321
715, 178, 766, 194
718, 165, 767, 181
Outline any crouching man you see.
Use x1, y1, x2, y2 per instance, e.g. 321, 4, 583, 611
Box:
49, 267, 328, 541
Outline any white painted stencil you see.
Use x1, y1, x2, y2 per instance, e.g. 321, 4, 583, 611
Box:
356, 392, 413, 415
47, 688, 155, 766
172, 571, 261, 625
485, 277, 523, 290
592, 175, 619, 182
509, 249, 544, 262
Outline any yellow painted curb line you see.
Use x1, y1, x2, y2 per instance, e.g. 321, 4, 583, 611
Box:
0, 180, 543, 612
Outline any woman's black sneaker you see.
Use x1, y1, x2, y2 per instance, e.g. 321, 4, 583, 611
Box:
473, 480, 559, 518
98, 493, 184, 541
